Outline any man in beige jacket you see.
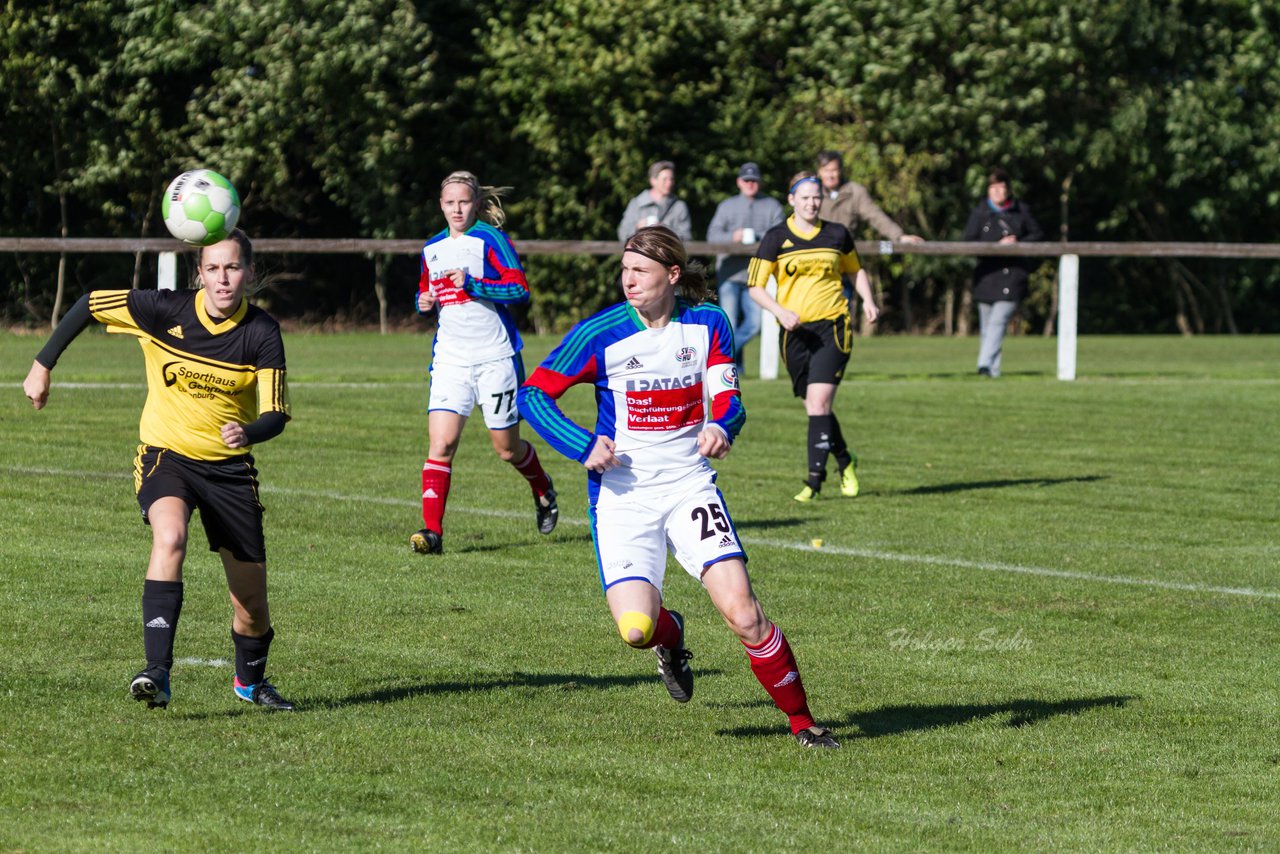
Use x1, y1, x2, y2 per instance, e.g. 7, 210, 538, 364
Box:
815, 151, 924, 243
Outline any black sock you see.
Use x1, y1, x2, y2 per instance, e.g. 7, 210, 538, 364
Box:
142, 579, 183, 671
830, 415, 853, 472
807, 415, 834, 490
232, 626, 274, 686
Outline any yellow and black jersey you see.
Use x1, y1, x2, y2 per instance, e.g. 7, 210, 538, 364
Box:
89, 289, 290, 460
746, 217, 862, 322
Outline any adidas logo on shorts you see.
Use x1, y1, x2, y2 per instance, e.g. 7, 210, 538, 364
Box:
718, 534, 734, 548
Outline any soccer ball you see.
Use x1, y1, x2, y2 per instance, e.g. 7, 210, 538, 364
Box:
162, 169, 241, 246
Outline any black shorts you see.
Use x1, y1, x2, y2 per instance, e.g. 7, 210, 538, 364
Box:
782, 315, 853, 397
134, 446, 267, 563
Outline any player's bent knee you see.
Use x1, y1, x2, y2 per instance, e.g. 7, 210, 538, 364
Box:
617, 611, 655, 648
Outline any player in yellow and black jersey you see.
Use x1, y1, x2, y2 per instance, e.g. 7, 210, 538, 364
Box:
23, 229, 296, 711
747, 172, 881, 503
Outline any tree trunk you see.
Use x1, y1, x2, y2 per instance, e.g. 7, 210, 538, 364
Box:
943, 283, 955, 336
1214, 274, 1239, 335
132, 192, 157, 290
1174, 285, 1192, 336
1170, 264, 1204, 334
898, 273, 913, 334
957, 286, 973, 336
1047, 172, 1071, 337
51, 122, 68, 328
374, 254, 389, 335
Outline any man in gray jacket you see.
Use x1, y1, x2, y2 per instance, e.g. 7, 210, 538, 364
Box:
706, 162, 784, 368
617, 160, 693, 241
816, 151, 923, 243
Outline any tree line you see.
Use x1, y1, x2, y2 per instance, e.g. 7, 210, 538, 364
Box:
4, 0, 1278, 334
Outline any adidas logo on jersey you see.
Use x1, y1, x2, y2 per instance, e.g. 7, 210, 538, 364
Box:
167, 325, 184, 339
781, 239, 795, 249
145, 617, 171, 629
718, 534, 735, 549
625, 356, 644, 370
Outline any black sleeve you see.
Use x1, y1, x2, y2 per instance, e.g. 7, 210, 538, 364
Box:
1019, 204, 1045, 242
241, 410, 288, 446
962, 205, 986, 242
35, 294, 94, 369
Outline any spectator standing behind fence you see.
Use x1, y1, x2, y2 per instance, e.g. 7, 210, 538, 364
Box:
962, 168, 1044, 377
617, 160, 693, 241
706, 162, 785, 369
816, 151, 924, 244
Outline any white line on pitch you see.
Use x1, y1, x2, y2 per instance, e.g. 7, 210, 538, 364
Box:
175, 657, 230, 668
6, 464, 1278, 601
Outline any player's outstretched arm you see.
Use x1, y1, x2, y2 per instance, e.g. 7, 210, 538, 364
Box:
24, 361, 51, 410
26, 293, 97, 410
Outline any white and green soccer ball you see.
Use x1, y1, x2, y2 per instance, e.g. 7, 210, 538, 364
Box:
162, 169, 241, 246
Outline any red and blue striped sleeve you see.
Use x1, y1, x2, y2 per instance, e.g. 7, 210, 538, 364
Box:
463, 224, 530, 305
518, 322, 601, 463
697, 304, 746, 441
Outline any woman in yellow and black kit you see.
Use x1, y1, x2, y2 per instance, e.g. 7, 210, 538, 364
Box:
748, 172, 880, 502
23, 229, 295, 711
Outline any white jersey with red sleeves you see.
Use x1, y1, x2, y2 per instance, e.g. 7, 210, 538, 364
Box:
418, 221, 529, 367
519, 299, 746, 501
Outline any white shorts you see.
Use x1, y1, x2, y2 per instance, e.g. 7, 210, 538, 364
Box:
428, 356, 522, 430
591, 477, 746, 592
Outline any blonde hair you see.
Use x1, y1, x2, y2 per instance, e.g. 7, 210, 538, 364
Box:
788, 171, 820, 196
441, 170, 511, 228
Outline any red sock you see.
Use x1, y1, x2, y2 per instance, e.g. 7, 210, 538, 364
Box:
510, 441, 552, 497
645, 607, 682, 650
421, 459, 452, 533
743, 623, 815, 734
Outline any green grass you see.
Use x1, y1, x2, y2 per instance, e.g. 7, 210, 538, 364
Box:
2, 329, 1278, 850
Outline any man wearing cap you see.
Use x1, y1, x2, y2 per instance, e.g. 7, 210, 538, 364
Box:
706, 162, 785, 368
617, 160, 693, 241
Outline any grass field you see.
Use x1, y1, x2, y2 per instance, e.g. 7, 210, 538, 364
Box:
2, 330, 1277, 850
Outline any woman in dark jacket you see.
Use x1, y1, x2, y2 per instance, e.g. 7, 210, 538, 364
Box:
963, 168, 1043, 377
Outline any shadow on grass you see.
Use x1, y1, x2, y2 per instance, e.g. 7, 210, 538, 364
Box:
717, 694, 1134, 740
302, 668, 728, 711
734, 517, 807, 532
442, 531, 594, 554
892, 474, 1107, 497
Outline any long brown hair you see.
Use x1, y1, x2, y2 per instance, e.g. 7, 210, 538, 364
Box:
623, 225, 710, 303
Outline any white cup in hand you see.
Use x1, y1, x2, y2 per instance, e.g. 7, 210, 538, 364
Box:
741, 227, 756, 244
645, 215, 659, 226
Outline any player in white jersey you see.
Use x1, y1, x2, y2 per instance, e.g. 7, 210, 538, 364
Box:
518, 226, 839, 749
411, 171, 557, 555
